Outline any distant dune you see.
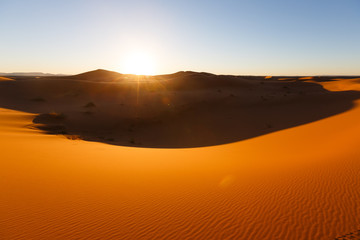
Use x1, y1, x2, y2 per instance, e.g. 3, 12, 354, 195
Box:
0, 72, 67, 77
70, 69, 125, 81
0, 69, 359, 148
1, 70, 360, 239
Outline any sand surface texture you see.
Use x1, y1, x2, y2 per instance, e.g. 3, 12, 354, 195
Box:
1, 71, 360, 239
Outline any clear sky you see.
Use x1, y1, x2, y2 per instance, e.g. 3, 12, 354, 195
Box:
1, 0, 359, 75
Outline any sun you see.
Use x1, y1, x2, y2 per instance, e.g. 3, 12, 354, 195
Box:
121, 52, 156, 75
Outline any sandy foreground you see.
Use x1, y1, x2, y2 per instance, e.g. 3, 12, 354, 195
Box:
1, 74, 360, 239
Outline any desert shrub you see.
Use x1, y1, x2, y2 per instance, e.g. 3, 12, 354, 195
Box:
66, 135, 82, 140
33, 112, 66, 125
48, 111, 66, 120
84, 102, 96, 108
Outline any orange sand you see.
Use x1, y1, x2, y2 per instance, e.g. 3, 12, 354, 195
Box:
1, 78, 360, 239
0, 76, 14, 81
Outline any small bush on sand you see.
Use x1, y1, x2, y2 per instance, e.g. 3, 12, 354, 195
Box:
33, 112, 66, 125
66, 135, 82, 140
84, 102, 96, 108
48, 111, 66, 120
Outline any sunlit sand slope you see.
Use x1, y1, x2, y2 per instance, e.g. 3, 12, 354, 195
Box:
1, 79, 360, 239
0, 76, 14, 81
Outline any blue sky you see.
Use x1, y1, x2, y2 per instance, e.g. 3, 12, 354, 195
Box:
1, 0, 359, 75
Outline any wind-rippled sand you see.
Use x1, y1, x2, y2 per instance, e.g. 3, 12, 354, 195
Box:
1, 76, 360, 239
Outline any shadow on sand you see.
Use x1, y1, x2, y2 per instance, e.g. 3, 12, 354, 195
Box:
0, 71, 359, 148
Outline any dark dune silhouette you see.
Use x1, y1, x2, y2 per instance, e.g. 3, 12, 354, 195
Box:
0, 69, 359, 148
69, 69, 125, 81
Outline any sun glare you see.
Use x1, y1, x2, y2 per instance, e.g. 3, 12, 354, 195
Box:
121, 52, 156, 75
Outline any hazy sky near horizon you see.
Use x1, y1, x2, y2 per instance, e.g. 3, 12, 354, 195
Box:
1, 0, 359, 75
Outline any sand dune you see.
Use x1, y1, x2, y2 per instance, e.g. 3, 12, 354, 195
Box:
1, 71, 360, 239
1, 70, 359, 148
0, 76, 14, 81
